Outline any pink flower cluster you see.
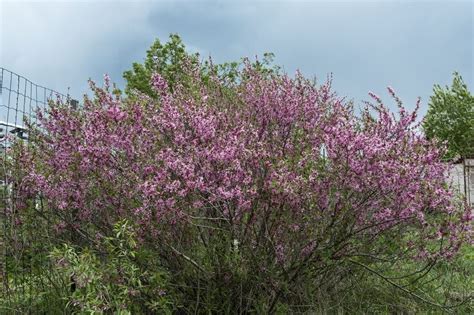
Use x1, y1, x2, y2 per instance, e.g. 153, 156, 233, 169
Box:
17, 63, 472, 263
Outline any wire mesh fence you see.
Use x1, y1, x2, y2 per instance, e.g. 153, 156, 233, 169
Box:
0, 67, 77, 312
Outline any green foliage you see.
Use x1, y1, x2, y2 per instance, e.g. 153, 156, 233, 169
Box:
2, 242, 472, 314
123, 33, 279, 98
330, 244, 474, 314
0, 273, 68, 314
123, 34, 198, 97
49, 220, 174, 314
423, 72, 474, 159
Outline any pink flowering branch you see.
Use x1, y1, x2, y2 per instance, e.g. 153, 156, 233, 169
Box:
7, 58, 472, 311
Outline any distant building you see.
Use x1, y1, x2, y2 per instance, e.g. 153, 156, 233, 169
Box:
0, 120, 28, 150
449, 156, 474, 207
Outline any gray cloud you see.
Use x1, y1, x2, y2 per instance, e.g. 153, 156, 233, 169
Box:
1, 0, 472, 117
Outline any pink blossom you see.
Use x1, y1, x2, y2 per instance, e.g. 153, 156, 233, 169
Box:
12, 60, 472, 265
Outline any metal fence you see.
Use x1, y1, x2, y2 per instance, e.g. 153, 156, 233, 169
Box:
0, 67, 77, 312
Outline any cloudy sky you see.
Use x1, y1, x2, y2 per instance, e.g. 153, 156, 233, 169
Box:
1, 0, 472, 117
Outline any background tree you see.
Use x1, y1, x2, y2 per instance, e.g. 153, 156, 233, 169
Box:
423, 72, 474, 159
123, 34, 279, 98
123, 34, 197, 97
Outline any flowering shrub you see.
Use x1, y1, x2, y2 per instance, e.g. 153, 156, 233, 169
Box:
12, 61, 472, 312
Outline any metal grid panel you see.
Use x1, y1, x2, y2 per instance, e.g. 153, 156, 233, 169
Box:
0, 67, 75, 311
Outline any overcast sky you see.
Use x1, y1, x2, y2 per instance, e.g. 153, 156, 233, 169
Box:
1, 0, 473, 118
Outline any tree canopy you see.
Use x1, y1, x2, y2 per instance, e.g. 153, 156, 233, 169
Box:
123, 34, 279, 98
123, 34, 197, 97
423, 72, 474, 159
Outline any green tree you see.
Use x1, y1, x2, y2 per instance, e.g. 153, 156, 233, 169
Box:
123, 34, 198, 97
423, 72, 474, 159
123, 34, 279, 98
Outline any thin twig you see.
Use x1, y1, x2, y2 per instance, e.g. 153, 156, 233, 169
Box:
166, 243, 207, 275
